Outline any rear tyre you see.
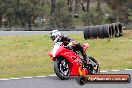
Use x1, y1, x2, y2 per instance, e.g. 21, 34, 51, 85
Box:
89, 26, 95, 39
103, 24, 111, 38
83, 26, 89, 40
93, 26, 99, 38
98, 25, 104, 38
111, 25, 116, 37
112, 23, 120, 37
117, 22, 123, 36
54, 58, 70, 80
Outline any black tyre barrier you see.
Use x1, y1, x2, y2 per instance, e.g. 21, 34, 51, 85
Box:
103, 24, 112, 38
110, 24, 116, 37
83, 22, 123, 39
117, 22, 123, 36
83, 26, 89, 40
88, 26, 99, 38
112, 23, 120, 37
98, 25, 104, 38
94, 26, 99, 38
88, 26, 95, 39
109, 25, 113, 37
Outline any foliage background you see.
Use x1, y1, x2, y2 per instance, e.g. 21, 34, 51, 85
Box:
0, 0, 132, 30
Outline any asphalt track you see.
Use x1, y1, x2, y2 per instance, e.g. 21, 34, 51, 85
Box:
0, 31, 83, 36
0, 70, 131, 88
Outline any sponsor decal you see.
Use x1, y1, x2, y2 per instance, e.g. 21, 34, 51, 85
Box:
76, 74, 131, 85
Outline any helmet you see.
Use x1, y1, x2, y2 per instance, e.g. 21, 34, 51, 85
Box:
50, 30, 61, 41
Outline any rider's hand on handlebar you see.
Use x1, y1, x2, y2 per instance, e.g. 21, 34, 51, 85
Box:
65, 41, 75, 50
68, 41, 76, 46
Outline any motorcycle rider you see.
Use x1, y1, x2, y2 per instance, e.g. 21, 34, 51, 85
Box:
50, 30, 88, 65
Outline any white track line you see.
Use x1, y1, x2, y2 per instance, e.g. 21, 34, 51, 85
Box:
10, 78, 21, 80
0, 79, 10, 81
111, 70, 120, 71
22, 77, 34, 79
35, 76, 46, 78
0, 69, 131, 81
0, 76, 47, 81
101, 69, 132, 72
100, 71, 108, 72
125, 69, 132, 70
48, 74, 56, 77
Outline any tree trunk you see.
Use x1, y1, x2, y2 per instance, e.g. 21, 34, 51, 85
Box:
86, 0, 90, 12
67, 0, 72, 12
74, 0, 79, 13
51, 0, 56, 15
96, 0, 103, 24
80, 3, 85, 12
28, 19, 32, 31
96, 0, 101, 12
41, 0, 48, 5
0, 15, 2, 27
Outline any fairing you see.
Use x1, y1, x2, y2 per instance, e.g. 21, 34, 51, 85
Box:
49, 43, 89, 76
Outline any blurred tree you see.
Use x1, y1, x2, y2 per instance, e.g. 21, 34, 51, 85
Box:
96, 0, 103, 24
1, 0, 40, 30
51, 0, 56, 15
1, 0, 130, 30
74, 0, 80, 13
0, 0, 3, 27
48, 0, 73, 29
82, 0, 104, 25
106, 0, 129, 23
86, 0, 90, 12
67, 0, 72, 12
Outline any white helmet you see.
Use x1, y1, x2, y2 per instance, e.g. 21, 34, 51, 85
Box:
50, 30, 61, 41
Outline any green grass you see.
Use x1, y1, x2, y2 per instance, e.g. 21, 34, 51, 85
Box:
73, 18, 83, 25
0, 31, 132, 78
128, 16, 132, 19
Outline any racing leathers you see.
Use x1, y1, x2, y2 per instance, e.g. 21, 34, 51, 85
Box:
54, 34, 88, 64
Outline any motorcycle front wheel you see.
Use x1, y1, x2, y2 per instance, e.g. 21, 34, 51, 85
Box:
87, 57, 100, 74
54, 58, 70, 80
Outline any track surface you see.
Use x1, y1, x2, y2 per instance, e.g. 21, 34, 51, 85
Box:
0, 70, 131, 88
0, 31, 82, 36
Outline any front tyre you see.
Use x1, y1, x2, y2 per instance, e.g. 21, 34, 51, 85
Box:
54, 58, 70, 80
87, 57, 100, 74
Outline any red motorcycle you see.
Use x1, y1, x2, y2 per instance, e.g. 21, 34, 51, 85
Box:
49, 42, 100, 80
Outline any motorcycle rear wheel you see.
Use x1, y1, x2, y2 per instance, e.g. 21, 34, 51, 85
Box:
54, 58, 70, 80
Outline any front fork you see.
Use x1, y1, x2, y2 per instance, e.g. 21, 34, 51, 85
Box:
86, 56, 97, 67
